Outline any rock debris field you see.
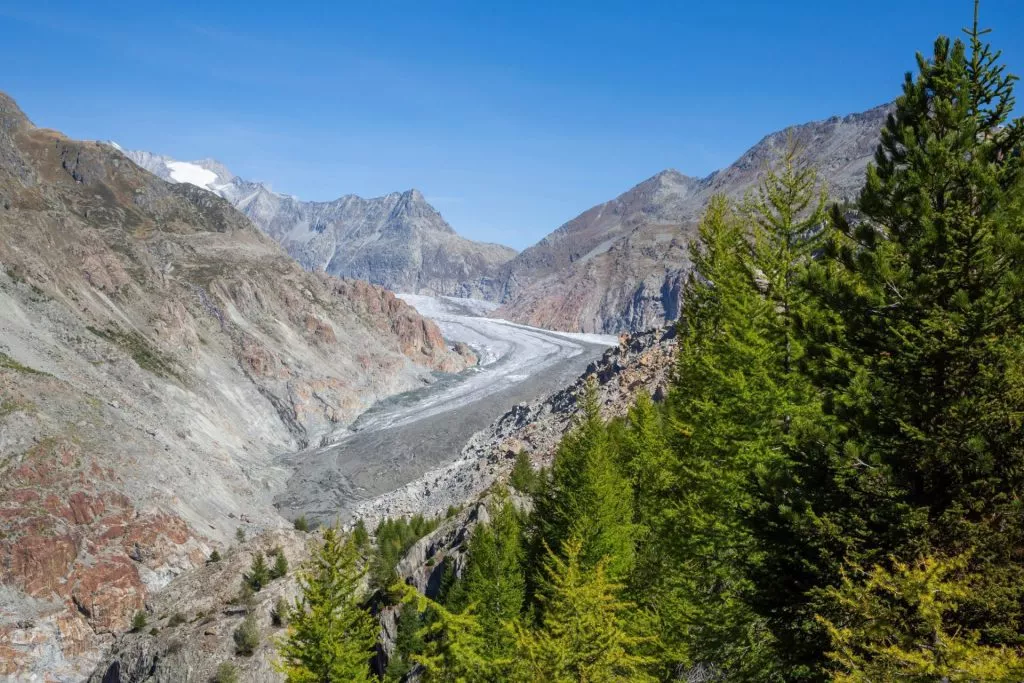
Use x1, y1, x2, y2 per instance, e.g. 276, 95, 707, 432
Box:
275, 295, 616, 525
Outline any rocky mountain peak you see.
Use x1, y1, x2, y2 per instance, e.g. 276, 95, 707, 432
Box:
387, 188, 454, 233
0, 92, 31, 129
493, 102, 893, 333
119, 147, 515, 295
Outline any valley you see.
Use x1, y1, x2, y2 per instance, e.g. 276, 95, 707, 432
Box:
274, 295, 616, 525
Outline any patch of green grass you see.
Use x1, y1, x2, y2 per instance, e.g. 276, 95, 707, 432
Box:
86, 325, 181, 381
0, 352, 47, 376
0, 398, 35, 417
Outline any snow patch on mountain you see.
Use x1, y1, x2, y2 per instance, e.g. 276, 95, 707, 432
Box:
166, 161, 219, 189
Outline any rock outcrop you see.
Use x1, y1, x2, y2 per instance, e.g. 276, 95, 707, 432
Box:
352, 326, 678, 525
493, 104, 892, 332
121, 151, 517, 298
0, 92, 472, 680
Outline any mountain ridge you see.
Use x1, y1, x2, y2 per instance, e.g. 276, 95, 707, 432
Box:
0, 91, 474, 679
119, 149, 518, 297
492, 102, 893, 332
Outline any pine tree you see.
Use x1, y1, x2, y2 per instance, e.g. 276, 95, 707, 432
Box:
452, 496, 526, 664
245, 553, 271, 592
385, 602, 424, 682
653, 154, 827, 676
353, 519, 370, 552
513, 538, 655, 682
509, 451, 539, 494
234, 613, 261, 656
275, 528, 378, 682
818, 554, 1024, 682
271, 549, 289, 580
396, 583, 495, 682
530, 380, 636, 583
753, 6, 1024, 677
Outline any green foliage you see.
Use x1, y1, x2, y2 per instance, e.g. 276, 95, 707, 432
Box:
233, 613, 260, 656
386, 602, 424, 682
293, 515, 310, 532
131, 611, 147, 632
275, 528, 377, 682
85, 324, 180, 380
235, 527, 246, 543
370, 514, 441, 591
531, 380, 636, 583
509, 451, 539, 494
749, 10, 1024, 677
272, 596, 289, 628
818, 555, 1024, 682
270, 548, 289, 580
233, 582, 256, 611
352, 518, 370, 551
397, 583, 495, 682
244, 553, 270, 592
0, 351, 46, 375
513, 538, 655, 682
208, 549, 221, 563
449, 497, 526, 665
213, 661, 239, 683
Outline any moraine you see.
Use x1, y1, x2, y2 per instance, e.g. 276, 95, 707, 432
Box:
274, 295, 616, 525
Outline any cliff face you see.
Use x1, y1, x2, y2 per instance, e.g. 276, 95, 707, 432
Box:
0, 92, 472, 679
122, 151, 517, 298
493, 104, 892, 333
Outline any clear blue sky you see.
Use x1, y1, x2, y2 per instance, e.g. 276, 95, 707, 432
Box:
3, 1, 1022, 249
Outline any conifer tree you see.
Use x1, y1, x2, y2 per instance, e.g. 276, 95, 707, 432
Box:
530, 380, 636, 583
270, 548, 289, 580
385, 602, 424, 682
452, 496, 526, 664
753, 6, 1024, 677
513, 538, 654, 682
818, 554, 1024, 682
245, 553, 271, 592
275, 528, 378, 682
509, 451, 539, 494
654, 153, 827, 676
397, 583, 495, 682
352, 519, 370, 553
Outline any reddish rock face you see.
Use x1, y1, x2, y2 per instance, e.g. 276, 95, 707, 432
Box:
0, 440, 199, 644
70, 556, 145, 632
0, 91, 476, 680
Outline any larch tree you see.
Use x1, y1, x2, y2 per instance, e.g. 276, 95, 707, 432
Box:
275, 528, 378, 683
752, 5, 1024, 678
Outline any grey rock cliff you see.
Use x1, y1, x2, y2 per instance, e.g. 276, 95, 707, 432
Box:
121, 151, 517, 297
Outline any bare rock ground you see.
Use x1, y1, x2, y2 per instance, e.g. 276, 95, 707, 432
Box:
0, 92, 472, 680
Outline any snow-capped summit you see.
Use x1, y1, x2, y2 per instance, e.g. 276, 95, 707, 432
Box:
116, 147, 517, 297
114, 148, 234, 192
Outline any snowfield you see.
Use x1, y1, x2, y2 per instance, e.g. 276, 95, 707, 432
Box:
166, 161, 219, 189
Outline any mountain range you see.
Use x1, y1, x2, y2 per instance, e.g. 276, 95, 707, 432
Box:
121, 103, 891, 334
118, 149, 518, 297
491, 103, 892, 332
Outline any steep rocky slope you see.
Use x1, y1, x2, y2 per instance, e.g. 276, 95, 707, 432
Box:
89, 327, 676, 683
122, 150, 517, 297
353, 326, 677, 525
0, 93, 472, 680
493, 104, 891, 332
